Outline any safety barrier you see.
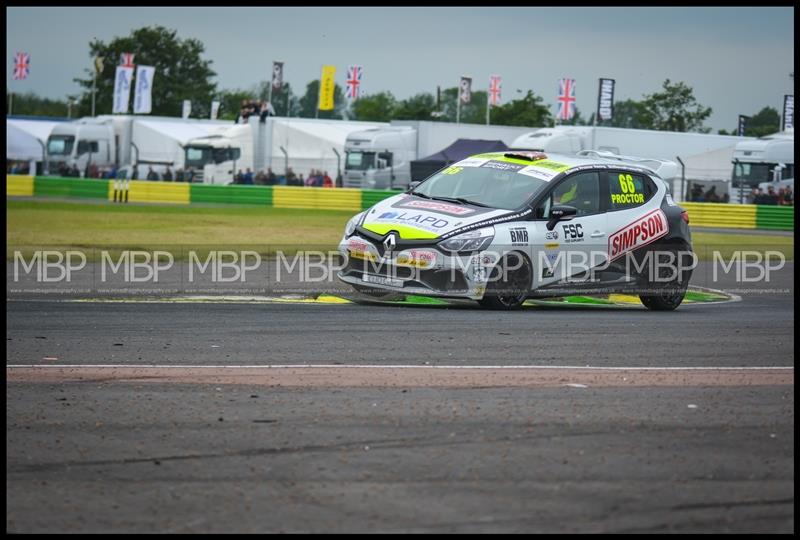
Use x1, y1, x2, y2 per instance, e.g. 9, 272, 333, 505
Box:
6, 176, 793, 231
681, 202, 794, 231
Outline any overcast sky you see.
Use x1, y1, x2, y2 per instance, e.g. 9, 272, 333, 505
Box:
6, 6, 795, 131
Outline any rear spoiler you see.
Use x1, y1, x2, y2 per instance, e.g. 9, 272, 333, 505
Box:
576, 149, 678, 180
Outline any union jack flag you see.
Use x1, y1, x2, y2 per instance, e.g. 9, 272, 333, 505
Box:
12, 52, 30, 81
557, 78, 576, 121
120, 52, 135, 68
489, 75, 502, 106
346, 65, 362, 101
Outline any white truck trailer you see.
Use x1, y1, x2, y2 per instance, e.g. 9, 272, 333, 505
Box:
342, 121, 540, 189
45, 115, 231, 178
182, 116, 390, 185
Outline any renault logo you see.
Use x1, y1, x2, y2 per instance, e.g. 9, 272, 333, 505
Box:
383, 233, 397, 253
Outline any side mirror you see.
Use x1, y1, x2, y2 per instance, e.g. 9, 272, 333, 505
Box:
546, 205, 577, 231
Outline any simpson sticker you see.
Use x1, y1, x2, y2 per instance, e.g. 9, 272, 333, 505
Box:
455, 157, 490, 168
509, 227, 529, 245
611, 173, 644, 205
481, 160, 524, 172
401, 199, 475, 216
608, 209, 669, 260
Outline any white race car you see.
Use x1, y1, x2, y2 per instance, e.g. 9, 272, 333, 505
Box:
337, 151, 694, 310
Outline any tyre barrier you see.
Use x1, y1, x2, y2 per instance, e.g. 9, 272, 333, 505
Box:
6, 175, 794, 231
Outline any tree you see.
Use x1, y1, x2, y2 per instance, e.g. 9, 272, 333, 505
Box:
351, 91, 396, 122
638, 79, 712, 133
73, 26, 217, 118
489, 90, 552, 128
436, 87, 488, 124
7, 91, 70, 117
743, 107, 781, 138
215, 89, 250, 121
394, 92, 437, 120
559, 107, 590, 126
297, 79, 345, 119
252, 80, 299, 117
606, 99, 650, 129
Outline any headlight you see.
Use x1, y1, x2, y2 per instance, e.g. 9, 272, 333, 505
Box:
439, 227, 495, 253
344, 212, 364, 237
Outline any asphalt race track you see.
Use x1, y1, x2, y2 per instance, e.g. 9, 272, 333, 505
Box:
6, 262, 795, 532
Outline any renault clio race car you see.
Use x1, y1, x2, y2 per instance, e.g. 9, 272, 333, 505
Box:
337, 150, 695, 310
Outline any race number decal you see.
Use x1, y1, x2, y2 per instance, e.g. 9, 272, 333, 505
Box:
611, 173, 644, 205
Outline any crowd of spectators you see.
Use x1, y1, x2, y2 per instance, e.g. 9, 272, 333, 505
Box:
235, 99, 275, 124
688, 184, 730, 203
7, 160, 32, 175
688, 181, 794, 206
747, 185, 794, 206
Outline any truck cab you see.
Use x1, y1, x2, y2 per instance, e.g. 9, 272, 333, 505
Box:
343, 126, 416, 189
183, 136, 244, 185
731, 130, 794, 202
182, 124, 251, 185
46, 122, 114, 175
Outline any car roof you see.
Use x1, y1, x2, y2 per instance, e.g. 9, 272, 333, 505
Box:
463, 151, 661, 178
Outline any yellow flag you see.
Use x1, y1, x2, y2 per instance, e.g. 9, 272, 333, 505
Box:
94, 56, 105, 74
319, 65, 336, 111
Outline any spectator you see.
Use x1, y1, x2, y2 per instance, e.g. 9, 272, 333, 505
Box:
146, 166, 159, 181
175, 168, 185, 183
322, 170, 333, 188
298, 173, 305, 186
285, 167, 297, 186
721, 192, 730, 203
781, 185, 793, 206
243, 168, 254, 185
185, 166, 195, 183
234, 169, 244, 184
163, 166, 173, 182
703, 185, 719, 203
267, 168, 277, 185
305, 169, 316, 187
131, 165, 139, 181
255, 170, 267, 185
69, 164, 81, 178
690, 183, 704, 202
766, 186, 779, 205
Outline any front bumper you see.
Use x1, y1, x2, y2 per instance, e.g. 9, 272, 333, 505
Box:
336, 234, 498, 300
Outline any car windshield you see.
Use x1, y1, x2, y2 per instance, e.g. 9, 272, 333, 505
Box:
411, 162, 548, 210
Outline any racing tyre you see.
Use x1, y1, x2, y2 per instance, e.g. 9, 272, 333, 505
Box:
478, 252, 532, 310
638, 243, 693, 311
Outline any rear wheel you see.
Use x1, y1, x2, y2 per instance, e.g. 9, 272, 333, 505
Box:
478, 252, 532, 310
638, 243, 693, 311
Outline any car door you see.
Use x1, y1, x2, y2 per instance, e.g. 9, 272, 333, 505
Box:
530, 171, 608, 288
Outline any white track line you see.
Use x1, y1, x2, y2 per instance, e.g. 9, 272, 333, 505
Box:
6, 364, 793, 371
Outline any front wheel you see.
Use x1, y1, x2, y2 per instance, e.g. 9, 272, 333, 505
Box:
478, 252, 532, 310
